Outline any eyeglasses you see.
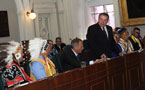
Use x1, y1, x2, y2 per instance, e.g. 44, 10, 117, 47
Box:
135, 32, 140, 35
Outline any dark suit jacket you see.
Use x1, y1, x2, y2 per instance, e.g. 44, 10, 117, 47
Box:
61, 47, 81, 72
54, 43, 66, 53
129, 36, 144, 51
86, 23, 120, 60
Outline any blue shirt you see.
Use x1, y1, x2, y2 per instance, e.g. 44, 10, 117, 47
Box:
112, 43, 122, 58
31, 56, 47, 80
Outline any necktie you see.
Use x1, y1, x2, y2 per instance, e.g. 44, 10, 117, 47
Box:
102, 27, 107, 38
76, 54, 80, 61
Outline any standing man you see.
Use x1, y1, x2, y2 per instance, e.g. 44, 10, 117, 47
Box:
87, 13, 120, 60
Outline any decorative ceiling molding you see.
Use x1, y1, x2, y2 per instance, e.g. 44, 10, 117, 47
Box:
33, 0, 57, 4
34, 2, 56, 13
34, 3, 56, 9
34, 0, 64, 14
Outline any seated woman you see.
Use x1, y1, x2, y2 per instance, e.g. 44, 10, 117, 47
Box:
29, 38, 56, 80
112, 32, 122, 57
118, 28, 134, 54
0, 41, 32, 89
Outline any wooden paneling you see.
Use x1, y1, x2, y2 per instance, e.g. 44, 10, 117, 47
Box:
13, 77, 56, 90
106, 57, 127, 90
139, 50, 145, 88
70, 69, 85, 90
84, 62, 108, 90
5, 50, 145, 90
54, 71, 71, 90
54, 68, 85, 90
124, 52, 141, 90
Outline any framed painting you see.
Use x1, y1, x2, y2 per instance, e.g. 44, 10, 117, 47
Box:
0, 11, 10, 37
119, 0, 145, 26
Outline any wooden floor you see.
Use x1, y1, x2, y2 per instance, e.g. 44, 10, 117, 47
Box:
8, 50, 145, 90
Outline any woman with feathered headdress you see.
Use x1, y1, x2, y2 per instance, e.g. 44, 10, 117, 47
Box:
29, 38, 56, 80
0, 41, 32, 89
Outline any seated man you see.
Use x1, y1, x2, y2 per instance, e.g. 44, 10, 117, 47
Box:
48, 40, 58, 59
118, 28, 134, 54
54, 37, 66, 53
61, 38, 83, 72
29, 38, 56, 80
129, 27, 144, 51
0, 41, 32, 89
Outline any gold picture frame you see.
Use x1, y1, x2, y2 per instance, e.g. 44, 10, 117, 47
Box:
119, 0, 145, 26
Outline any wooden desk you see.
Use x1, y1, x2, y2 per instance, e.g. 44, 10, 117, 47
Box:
124, 52, 141, 90
6, 50, 145, 90
106, 56, 127, 90
84, 62, 107, 90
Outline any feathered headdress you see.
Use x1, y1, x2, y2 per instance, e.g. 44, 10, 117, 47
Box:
28, 38, 49, 60
21, 40, 30, 65
0, 41, 22, 70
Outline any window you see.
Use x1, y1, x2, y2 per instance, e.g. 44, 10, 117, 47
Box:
89, 4, 115, 28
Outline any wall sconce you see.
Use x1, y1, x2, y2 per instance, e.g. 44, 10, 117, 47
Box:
26, 9, 36, 20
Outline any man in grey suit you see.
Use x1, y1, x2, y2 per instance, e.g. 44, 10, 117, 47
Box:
61, 38, 83, 72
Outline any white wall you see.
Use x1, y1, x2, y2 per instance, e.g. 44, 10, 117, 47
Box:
33, 1, 59, 42
88, 0, 113, 6
58, 0, 89, 44
70, 0, 89, 39
58, 0, 73, 44
0, 0, 20, 42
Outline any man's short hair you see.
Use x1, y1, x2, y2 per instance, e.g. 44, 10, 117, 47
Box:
99, 13, 109, 19
48, 40, 53, 43
71, 38, 82, 48
56, 37, 61, 41
133, 27, 140, 31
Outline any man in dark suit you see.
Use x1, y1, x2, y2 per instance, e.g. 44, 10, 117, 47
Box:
54, 37, 66, 53
87, 13, 120, 60
61, 38, 83, 72
129, 27, 144, 51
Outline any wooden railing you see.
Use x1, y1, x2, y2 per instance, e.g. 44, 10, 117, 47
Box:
6, 50, 145, 90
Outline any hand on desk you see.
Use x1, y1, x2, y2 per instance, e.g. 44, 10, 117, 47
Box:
100, 53, 106, 59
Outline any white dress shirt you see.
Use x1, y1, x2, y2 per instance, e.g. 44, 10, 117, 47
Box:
71, 49, 78, 57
